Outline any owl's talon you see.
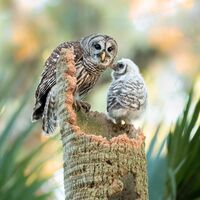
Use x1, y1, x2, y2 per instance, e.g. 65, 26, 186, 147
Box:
121, 120, 126, 125
80, 101, 91, 113
73, 100, 91, 112
73, 100, 81, 112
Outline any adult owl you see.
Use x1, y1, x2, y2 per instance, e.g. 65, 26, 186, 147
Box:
32, 34, 118, 134
107, 58, 147, 125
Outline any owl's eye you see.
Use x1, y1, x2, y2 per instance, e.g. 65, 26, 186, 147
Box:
118, 63, 124, 69
94, 43, 101, 50
107, 46, 114, 52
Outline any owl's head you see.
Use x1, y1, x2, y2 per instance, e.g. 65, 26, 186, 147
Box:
112, 58, 140, 80
80, 34, 118, 69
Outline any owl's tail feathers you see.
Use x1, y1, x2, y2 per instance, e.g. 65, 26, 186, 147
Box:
42, 89, 57, 135
32, 102, 43, 122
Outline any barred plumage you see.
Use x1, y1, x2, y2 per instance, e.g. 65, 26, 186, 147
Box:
42, 85, 57, 134
107, 58, 147, 125
32, 34, 118, 134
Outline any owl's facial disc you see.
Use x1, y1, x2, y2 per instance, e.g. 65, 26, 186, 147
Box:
92, 41, 106, 62
111, 62, 127, 80
88, 36, 117, 68
113, 62, 127, 74
112, 58, 140, 80
80, 34, 117, 70
90, 41, 109, 66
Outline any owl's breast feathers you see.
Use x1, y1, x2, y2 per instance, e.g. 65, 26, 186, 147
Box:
32, 41, 83, 121
107, 78, 147, 112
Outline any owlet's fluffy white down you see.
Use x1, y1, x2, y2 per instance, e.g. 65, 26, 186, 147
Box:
107, 58, 147, 125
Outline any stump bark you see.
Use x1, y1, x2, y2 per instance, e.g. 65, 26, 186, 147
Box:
56, 48, 149, 200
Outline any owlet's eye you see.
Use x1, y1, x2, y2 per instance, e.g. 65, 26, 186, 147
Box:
94, 44, 101, 50
118, 63, 124, 69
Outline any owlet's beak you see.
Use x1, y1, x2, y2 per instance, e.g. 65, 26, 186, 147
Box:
111, 63, 117, 70
100, 51, 106, 62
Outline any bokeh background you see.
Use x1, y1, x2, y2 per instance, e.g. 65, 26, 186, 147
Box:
0, 0, 200, 199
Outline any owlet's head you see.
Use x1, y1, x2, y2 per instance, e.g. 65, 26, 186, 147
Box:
80, 34, 118, 69
112, 58, 140, 80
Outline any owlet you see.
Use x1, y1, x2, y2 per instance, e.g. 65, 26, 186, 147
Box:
107, 58, 147, 125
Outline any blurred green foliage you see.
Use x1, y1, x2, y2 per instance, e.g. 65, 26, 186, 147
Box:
0, 0, 200, 199
0, 90, 54, 200
148, 91, 200, 200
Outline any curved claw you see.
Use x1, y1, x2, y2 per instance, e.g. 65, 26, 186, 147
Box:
73, 101, 81, 112
73, 100, 91, 113
80, 101, 91, 112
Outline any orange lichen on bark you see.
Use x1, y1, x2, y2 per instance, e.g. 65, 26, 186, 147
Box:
58, 48, 81, 133
61, 48, 77, 123
111, 133, 145, 149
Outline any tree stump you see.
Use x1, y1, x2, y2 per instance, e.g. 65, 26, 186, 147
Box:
56, 48, 149, 200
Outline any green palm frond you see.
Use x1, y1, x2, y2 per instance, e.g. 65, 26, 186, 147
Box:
0, 90, 56, 200
147, 123, 167, 200
165, 92, 200, 200
148, 90, 200, 200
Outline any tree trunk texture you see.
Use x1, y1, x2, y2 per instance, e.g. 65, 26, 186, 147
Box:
56, 48, 149, 200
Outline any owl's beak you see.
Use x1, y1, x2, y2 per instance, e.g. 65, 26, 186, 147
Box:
100, 51, 106, 62
111, 63, 117, 70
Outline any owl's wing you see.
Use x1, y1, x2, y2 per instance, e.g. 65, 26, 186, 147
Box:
32, 41, 83, 121
107, 78, 147, 112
